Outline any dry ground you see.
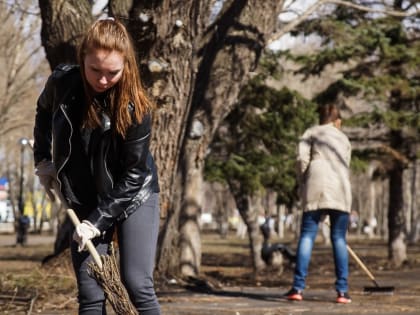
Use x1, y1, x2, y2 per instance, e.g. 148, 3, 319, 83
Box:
1, 230, 419, 314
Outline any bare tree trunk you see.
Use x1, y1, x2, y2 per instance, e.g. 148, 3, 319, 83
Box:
277, 204, 285, 239
38, 0, 93, 69
6, 167, 19, 232
213, 183, 233, 238
136, 0, 283, 276
179, 143, 204, 276
388, 164, 407, 266
379, 178, 389, 239
30, 189, 38, 233
366, 164, 378, 238
244, 196, 265, 274
408, 160, 419, 243
410, 216, 420, 244
264, 191, 277, 216
229, 184, 265, 273
38, 193, 49, 233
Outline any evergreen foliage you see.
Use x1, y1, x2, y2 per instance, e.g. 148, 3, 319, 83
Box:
205, 54, 317, 205
283, 6, 419, 163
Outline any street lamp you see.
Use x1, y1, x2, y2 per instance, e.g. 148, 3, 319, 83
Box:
16, 137, 29, 245
18, 137, 28, 215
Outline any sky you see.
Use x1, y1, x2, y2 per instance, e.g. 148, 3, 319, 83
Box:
92, 0, 108, 16
90, 0, 318, 51
91, 0, 418, 51
269, 0, 321, 51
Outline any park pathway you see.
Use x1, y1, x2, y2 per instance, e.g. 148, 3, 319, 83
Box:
1, 233, 419, 315
159, 279, 418, 315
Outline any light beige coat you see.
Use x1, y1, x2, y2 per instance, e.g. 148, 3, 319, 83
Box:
297, 123, 352, 213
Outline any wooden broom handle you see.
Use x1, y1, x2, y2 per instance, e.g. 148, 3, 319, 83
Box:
324, 220, 378, 285
67, 209, 103, 270
51, 181, 103, 269
346, 244, 377, 283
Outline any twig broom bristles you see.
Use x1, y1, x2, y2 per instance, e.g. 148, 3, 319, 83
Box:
67, 209, 138, 314
87, 243, 138, 314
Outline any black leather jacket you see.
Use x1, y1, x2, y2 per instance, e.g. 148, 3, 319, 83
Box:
33, 65, 159, 232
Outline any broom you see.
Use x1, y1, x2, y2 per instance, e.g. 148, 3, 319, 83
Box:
66, 209, 138, 314
346, 244, 395, 295
324, 221, 395, 295
51, 181, 138, 314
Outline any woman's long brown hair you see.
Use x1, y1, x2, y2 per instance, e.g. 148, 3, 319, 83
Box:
77, 18, 153, 138
318, 104, 341, 125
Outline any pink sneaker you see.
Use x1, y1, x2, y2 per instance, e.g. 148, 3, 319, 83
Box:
285, 288, 303, 301
336, 292, 352, 304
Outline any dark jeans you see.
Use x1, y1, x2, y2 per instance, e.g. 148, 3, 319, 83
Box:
292, 209, 350, 293
71, 193, 161, 315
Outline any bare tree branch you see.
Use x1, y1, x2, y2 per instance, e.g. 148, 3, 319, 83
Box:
268, 0, 420, 44
0, 0, 40, 16
329, 0, 419, 16
268, 0, 326, 44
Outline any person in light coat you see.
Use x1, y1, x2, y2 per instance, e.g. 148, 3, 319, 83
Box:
285, 104, 353, 304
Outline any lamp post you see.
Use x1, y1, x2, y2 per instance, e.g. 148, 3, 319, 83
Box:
16, 137, 29, 245
18, 138, 28, 215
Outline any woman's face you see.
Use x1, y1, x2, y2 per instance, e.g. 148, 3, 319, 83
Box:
84, 49, 124, 93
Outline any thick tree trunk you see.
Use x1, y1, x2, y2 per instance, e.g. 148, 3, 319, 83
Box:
136, 0, 283, 276
132, 2, 204, 276
38, 0, 93, 69
408, 160, 419, 243
175, 0, 283, 276
366, 164, 378, 238
229, 183, 265, 273
388, 164, 407, 266
179, 141, 204, 276
239, 195, 265, 273
277, 204, 285, 239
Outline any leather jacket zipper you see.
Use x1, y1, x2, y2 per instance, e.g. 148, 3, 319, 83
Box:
103, 145, 114, 188
56, 104, 73, 191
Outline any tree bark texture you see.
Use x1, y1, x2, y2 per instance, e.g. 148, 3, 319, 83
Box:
407, 160, 419, 243
38, 0, 93, 69
124, 0, 283, 276
176, 0, 283, 276
228, 182, 265, 273
179, 153, 203, 276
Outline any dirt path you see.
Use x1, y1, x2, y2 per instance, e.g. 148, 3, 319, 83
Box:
160, 233, 420, 315
1, 232, 419, 315
0, 232, 55, 246
159, 269, 419, 315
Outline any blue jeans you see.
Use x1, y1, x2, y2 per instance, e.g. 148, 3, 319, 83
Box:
292, 209, 350, 293
71, 193, 161, 315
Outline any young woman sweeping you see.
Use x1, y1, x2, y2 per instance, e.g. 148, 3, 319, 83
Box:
33, 18, 161, 315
